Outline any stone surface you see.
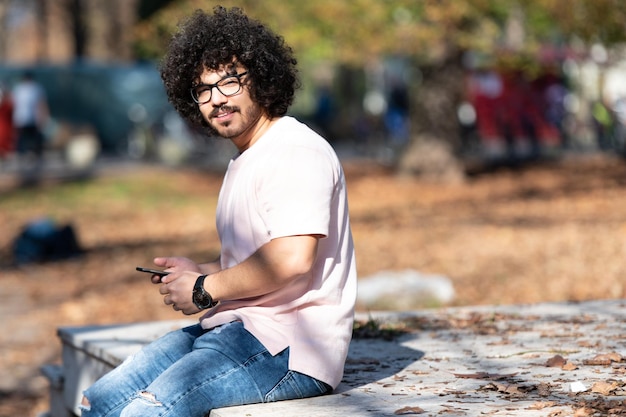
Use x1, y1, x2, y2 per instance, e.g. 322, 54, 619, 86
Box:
48, 299, 626, 417
214, 299, 626, 416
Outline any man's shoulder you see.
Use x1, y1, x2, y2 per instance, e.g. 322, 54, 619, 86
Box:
272, 116, 310, 133
271, 116, 331, 148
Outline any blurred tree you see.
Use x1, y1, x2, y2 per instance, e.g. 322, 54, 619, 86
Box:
133, 0, 626, 178
64, 0, 88, 60
34, 0, 47, 60
137, 0, 176, 20
55, 0, 139, 61
0, 1, 9, 60
0, 0, 52, 62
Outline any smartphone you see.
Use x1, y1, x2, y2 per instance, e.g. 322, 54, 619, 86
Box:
136, 266, 170, 277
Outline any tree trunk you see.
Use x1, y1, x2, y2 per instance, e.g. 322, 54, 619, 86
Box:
34, 0, 48, 61
0, 2, 8, 61
398, 57, 467, 183
67, 0, 87, 60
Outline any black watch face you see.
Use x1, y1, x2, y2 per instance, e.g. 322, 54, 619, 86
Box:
193, 289, 213, 309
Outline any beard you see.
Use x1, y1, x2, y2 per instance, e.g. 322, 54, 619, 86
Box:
208, 103, 263, 139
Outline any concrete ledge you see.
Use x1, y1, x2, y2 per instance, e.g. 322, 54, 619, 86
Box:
45, 299, 626, 416
54, 319, 195, 416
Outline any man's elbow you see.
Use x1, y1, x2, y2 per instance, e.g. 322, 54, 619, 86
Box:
283, 251, 316, 278
266, 235, 320, 282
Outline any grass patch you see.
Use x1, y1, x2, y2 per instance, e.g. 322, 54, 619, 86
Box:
352, 317, 408, 341
0, 172, 213, 216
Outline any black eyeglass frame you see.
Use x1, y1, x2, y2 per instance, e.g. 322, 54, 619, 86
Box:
190, 72, 248, 104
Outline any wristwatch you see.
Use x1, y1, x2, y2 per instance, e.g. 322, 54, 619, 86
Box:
192, 274, 218, 310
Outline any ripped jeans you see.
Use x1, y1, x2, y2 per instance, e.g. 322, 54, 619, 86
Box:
81, 321, 331, 417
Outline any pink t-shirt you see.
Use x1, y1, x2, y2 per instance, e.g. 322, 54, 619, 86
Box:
199, 116, 357, 388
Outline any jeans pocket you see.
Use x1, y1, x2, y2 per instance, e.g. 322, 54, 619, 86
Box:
265, 371, 331, 403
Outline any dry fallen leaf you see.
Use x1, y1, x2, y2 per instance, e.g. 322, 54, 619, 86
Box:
537, 383, 553, 397
453, 372, 518, 380
591, 380, 620, 395
394, 406, 425, 415
490, 382, 524, 395
573, 406, 594, 416
546, 355, 567, 367
528, 401, 557, 410
583, 352, 623, 366
577, 397, 626, 414
577, 340, 598, 348
562, 361, 578, 371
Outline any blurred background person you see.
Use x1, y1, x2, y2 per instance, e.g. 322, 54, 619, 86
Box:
12, 71, 49, 168
384, 79, 410, 148
0, 80, 14, 166
592, 99, 614, 151
612, 95, 626, 152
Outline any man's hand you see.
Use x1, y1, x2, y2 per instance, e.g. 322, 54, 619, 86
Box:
159, 271, 202, 315
153, 256, 200, 275
152, 256, 202, 314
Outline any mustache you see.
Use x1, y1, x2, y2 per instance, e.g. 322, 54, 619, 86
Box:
210, 105, 239, 118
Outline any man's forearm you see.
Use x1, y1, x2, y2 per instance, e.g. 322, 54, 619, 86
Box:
199, 257, 222, 275
204, 235, 319, 302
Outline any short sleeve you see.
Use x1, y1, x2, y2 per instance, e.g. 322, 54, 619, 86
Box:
258, 143, 337, 239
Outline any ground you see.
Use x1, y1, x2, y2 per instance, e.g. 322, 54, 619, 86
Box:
1, 152, 625, 416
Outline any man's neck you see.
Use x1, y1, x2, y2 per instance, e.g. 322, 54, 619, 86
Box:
232, 115, 280, 153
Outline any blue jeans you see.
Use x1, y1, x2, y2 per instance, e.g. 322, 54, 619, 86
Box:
81, 321, 331, 417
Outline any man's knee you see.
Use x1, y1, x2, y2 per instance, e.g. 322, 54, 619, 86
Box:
137, 391, 163, 406
119, 391, 165, 417
79, 395, 91, 412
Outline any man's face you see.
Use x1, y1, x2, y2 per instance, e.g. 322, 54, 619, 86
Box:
196, 64, 265, 149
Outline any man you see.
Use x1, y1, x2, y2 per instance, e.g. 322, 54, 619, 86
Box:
12, 71, 48, 164
80, 6, 357, 417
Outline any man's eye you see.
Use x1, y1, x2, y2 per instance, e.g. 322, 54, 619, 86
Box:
220, 79, 239, 86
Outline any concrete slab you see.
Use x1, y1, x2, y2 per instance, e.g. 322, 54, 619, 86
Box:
212, 299, 626, 416
49, 299, 626, 417
57, 320, 195, 416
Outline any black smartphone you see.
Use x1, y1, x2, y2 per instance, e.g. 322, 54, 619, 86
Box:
136, 266, 170, 277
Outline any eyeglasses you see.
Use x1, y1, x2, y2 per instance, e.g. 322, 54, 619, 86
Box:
190, 72, 248, 104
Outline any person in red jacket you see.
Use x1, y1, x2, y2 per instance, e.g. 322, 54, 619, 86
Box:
0, 82, 15, 163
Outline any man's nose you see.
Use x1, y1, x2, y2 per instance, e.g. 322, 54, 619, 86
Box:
210, 87, 228, 106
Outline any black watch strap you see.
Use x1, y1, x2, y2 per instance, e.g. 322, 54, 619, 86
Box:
192, 274, 218, 310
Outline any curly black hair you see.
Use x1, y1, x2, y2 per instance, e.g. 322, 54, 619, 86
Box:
159, 6, 299, 134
